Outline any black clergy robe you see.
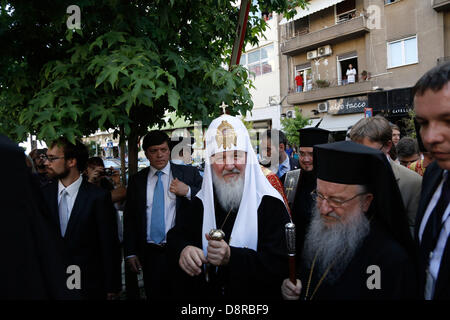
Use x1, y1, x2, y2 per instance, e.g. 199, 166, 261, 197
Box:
299, 222, 419, 300
291, 170, 316, 258
167, 194, 290, 300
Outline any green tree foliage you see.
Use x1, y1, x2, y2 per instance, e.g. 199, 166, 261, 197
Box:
281, 108, 310, 147
0, 0, 306, 171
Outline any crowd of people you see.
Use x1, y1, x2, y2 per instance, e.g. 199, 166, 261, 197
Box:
1, 62, 449, 301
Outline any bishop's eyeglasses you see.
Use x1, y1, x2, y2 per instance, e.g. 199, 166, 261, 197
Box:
311, 190, 368, 208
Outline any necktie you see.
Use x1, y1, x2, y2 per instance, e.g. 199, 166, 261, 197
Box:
277, 164, 286, 178
421, 174, 450, 265
59, 189, 69, 237
150, 171, 165, 244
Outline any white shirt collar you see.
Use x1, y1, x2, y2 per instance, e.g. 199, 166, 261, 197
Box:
281, 154, 290, 169
149, 161, 171, 177
58, 174, 83, 197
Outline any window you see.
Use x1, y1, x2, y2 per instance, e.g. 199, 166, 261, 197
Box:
281, 17, 308, 41
241, 45, 274, 77
336, 0, 356, 23
385, 0, 400, 4
387, 36, 418, 68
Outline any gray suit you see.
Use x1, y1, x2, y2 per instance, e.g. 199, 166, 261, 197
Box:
390, 159, 422, 236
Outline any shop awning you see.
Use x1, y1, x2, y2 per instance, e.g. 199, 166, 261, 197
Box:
318, 113, 364, 132
279, 0, 346, 25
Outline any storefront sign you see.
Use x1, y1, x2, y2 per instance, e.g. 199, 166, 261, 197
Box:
390, 106, 413, 114
328, 96, 368, 115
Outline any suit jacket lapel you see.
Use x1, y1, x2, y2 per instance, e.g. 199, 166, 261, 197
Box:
139, 168, 149, 237
415, 163, 443, 239
64, 179, 90, 239
170, 162, 183, 212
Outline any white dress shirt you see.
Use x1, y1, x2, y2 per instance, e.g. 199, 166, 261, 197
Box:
277, 153, 291, 178
419, 170, 450, 300
145, 162, 191, 243
58, 175, 83, 220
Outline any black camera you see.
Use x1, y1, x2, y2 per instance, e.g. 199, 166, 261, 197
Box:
104, 168, 114, 176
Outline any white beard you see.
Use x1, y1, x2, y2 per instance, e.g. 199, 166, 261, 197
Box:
302, 205, 370, 284
212, 168, 245, 212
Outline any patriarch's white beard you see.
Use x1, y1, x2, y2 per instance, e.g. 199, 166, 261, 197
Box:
212, 168, 245, 213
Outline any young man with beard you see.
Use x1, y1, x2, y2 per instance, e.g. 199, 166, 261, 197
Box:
281, 141, 418, 300
41, 137, 122, 300
167, 114, 291, 300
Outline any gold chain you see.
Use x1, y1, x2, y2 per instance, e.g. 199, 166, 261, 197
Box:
219, 208, 233, 231
304, 251, 337, 300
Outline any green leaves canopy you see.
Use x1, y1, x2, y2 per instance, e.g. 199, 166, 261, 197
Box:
0, 0, 306, 144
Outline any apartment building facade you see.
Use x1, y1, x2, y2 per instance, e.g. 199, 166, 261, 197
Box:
240, 10, 283, 132
279, 0, 450, 138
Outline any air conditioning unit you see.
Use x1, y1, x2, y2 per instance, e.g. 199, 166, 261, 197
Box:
307, 50, 318, 60
268, 95, 280, 106
317, 45, 332, 57
286, 110, 296, 118
318, 102, 328, 113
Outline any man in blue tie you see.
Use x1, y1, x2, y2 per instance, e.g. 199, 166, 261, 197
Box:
124, 130, 203, 300
260, 129, 300, 181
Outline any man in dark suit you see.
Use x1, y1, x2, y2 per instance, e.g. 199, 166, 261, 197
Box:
0, 135, 76, 299
41, 137, 122, 300
123, 130, 203, 300
260, 129, 299, 182
414, 62, 450, 300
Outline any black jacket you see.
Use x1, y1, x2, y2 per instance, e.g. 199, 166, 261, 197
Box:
41, 178, 122, 299
123, 162, 203, 259
415, 161, 450, 299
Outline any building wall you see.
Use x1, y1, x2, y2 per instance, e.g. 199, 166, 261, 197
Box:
243, 13, 281, 128
365, 0, 445, 89
280, 0, 450, 108
444, 11, 450, 56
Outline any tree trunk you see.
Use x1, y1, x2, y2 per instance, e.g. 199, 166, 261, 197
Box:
127, 128, 139, 177
119, 125, 127, 186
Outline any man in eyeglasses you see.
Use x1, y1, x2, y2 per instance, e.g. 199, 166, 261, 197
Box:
349, 116, 422, 236
286, 128, 330, 258
41, 137, 122, 300
29, 148, 53, 187
281, 141, 418, 300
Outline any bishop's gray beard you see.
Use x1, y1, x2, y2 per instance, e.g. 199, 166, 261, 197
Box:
212, 168, 245, 213
302, 206, 370, 285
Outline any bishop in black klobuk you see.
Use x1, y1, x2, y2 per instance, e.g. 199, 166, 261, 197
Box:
282, 141, 418, 300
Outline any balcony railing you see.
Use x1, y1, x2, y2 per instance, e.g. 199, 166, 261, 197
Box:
281, 13, 370, 56
289, 73, 371, 94
287, 75, 373, 105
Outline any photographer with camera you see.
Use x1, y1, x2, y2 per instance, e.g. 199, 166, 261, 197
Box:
85, 157, 126, 204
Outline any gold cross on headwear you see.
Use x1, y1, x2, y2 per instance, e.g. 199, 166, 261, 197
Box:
220, 102, 228, 115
